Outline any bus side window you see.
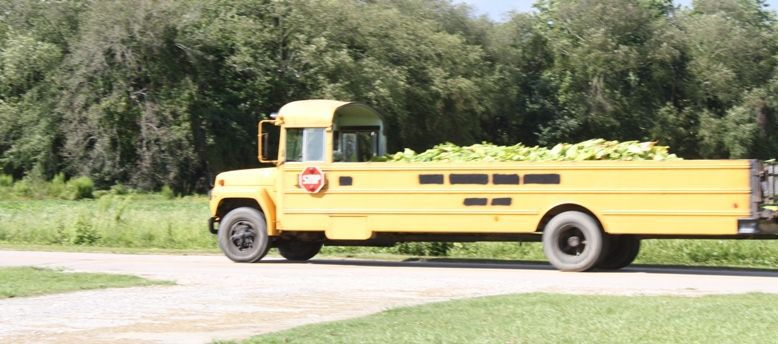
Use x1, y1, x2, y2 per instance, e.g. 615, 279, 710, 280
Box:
334, 128, 379, 162
286, 128, 325, 162
342, 133, 358, 162
356, 131, 376, 161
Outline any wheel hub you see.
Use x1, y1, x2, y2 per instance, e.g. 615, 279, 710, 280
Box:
230, 222, 256, 251
558, 227, 587, 256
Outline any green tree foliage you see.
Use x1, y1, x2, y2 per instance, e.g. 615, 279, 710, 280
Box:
534, 0, 685, 145
480, 13, 556, 146
1, 0, 777, 192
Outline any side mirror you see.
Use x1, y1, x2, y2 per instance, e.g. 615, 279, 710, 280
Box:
258, 120, 280, 164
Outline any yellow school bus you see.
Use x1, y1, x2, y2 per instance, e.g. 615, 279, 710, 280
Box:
208, 99, 778, 271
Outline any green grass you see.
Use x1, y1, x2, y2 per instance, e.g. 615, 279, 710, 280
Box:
637, 239, 778, 267
0, 194, 214, 250
233, 293, 778, 344
0, 242, 219, 255
0, 266, 171, 298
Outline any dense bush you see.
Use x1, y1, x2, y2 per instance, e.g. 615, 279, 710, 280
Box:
72, 216, 100, 245
160, 185, 175, 200
65, 176, 94, 200
0, 174, 94, 200
0, 174, 12, 187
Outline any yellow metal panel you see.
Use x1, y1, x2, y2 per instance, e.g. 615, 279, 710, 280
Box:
277, 100, 383, 128
209, 168, 279, 235
367, 214, 537, 233
214, 168, 276, 186
327, 216, 371, 240
277, 99, 347, 127
602, 216, 740, 235
258, 188, 279, 236
275, 160, 752, 236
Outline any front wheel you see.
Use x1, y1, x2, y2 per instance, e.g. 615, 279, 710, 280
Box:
217, 207, 270, 263
276, 239, 323, 261
542, 211, 607, 272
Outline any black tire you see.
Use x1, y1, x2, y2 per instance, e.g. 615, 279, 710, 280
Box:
597, 236, 640, 270
542, 211, 608, 272
277, 239, 323, 261
217, 207, 270, 263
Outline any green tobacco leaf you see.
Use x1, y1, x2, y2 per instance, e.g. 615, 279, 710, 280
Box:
384, 139, 682, 163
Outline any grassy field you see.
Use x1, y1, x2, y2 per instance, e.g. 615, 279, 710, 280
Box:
0, 266, 171, 298
0, 194, 214, 250
232, 293, 778, 344
0, 243, 219, 255
3, 194, 778, 268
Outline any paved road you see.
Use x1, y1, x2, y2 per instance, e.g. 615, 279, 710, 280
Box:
2, 250, 778, 343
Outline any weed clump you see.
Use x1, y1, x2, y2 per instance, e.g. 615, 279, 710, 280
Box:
160, 185, 175, 200
65, 176, 94, 200
0, 174, 12, 187
72, 216, 100, 245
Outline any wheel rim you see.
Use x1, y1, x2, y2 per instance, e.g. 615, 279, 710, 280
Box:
557, 225, 587, 257
228, 220, 258, 255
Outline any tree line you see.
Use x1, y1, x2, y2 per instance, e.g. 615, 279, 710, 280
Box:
1, 0, 777, 193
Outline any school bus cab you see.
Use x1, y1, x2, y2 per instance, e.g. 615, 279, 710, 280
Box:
208, 99, 778, 271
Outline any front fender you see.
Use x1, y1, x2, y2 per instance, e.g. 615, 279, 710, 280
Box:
209, 168, 278, 235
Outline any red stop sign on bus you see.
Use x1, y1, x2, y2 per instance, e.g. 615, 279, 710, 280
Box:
299, 166, 326, 193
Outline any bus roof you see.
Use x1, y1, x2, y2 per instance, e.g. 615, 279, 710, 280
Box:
276, 99, 382, 127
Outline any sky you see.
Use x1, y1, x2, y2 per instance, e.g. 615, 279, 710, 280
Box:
459, 0, 778, 22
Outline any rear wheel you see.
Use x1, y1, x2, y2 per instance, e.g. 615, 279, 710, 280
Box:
277, 239, 323, 261
597, 236, 640, 270
542, 211, 607, 272
217, 207, 270, 263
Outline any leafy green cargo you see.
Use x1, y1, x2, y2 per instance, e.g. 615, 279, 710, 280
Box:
384, 139, 681, 162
